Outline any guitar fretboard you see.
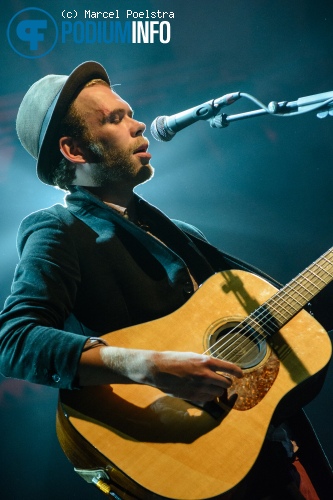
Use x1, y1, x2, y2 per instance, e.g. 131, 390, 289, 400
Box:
251, 247, 333, 336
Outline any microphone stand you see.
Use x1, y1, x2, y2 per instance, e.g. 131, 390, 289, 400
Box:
209, 90, 333, 129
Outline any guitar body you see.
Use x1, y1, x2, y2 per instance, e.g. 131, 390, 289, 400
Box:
57, 270, 331, 499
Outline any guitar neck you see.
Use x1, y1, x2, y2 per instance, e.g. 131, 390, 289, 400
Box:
254, 247, 333, 334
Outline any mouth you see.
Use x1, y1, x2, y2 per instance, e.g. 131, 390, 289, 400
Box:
133, 142, 152, 160
133, 142, 149, 154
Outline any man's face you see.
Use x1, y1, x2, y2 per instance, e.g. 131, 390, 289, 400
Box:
74, 84, 154, 187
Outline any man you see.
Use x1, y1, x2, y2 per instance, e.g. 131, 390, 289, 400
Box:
0, 61, 331, 498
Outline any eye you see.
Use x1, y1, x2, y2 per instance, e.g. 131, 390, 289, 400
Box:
105, 108, 134, 124
108, 112, 122, 124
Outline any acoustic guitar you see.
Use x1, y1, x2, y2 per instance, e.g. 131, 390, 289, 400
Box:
57, 249, 332, 499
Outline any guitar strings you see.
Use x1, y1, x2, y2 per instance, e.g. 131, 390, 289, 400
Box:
211, 258, 333, 365
203, 252, 333, 366
207, 258, 333, 365
206, 287, 309, 365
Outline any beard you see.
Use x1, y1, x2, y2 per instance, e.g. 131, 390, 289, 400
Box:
85, 138, 154, 187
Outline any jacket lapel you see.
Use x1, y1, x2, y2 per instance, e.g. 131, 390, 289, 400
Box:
65, 187, 211, 285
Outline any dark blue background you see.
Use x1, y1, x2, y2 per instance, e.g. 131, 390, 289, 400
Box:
1, 1, 333, 498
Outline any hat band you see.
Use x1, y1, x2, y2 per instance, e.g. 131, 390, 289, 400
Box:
38, 90, 62, 154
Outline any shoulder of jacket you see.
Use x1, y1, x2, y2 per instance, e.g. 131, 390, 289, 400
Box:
172, 219, 208, 242
17, 204, 80, 254
20, 203, 77, 229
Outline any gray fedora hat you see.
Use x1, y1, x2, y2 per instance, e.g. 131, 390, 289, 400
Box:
16, 61, 110, 185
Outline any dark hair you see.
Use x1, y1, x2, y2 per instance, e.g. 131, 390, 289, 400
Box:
51, 79, 110, 190
51, 158, 77, 191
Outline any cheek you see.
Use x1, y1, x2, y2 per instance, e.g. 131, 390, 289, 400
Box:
98, 131, 127, 150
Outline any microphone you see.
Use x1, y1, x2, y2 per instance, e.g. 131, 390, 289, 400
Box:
150, 92, 241, 142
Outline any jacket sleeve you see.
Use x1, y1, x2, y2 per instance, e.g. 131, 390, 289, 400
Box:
0, 209, 88, 389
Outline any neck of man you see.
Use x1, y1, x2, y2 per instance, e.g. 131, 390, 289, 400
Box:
84, 183, 135, 208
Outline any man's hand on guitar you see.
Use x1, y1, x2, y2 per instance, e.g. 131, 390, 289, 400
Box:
137, 350, 244, 402
79, 346, 243, 403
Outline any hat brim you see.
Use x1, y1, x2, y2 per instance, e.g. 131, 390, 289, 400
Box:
37, 61, 110, 185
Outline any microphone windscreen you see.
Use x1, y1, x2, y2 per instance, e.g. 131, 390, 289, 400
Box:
150, 116, 175, 142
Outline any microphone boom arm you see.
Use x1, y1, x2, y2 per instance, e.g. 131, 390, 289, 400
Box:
210, 90, 333, 129
150, 89, 333, 141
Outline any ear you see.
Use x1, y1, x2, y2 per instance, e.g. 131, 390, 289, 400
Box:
59, 136, 87, 163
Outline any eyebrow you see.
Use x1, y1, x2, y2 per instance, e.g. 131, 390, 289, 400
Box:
101, 107, 134, 124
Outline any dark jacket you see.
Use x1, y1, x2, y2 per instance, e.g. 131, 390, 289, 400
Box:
0, 186, 270, 389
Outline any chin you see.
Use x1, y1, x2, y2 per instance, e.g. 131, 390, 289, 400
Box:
135, 164, 154, 185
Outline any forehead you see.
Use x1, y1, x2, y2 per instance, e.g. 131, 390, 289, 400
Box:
74, 84, 131, 120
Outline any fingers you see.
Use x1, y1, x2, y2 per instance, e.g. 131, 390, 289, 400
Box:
192, 356, 243, 396
148, 350, 243, 403
183, 355, 243, 401
206, 356, 243, 379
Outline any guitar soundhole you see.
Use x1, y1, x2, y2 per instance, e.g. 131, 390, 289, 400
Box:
208, 321, 268, 370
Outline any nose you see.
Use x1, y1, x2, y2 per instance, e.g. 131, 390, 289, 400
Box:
131, 117, 146, 137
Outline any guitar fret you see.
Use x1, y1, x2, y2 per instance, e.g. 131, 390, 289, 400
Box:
305, 268, 329, 286
277, 290, 304, 309
289, 278, 319, 302
268, 297, 290, 321
312, 262, 333, 281
265, 301, 290, 323
313, 260, 332, 272
304, 267, 326, 283
265, 302, 294, 329
279, 282, 311, 307
250, 296, 292, 334
322, 257, 333, 272
288, 283, 311, 301
251, 306, 281, 333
